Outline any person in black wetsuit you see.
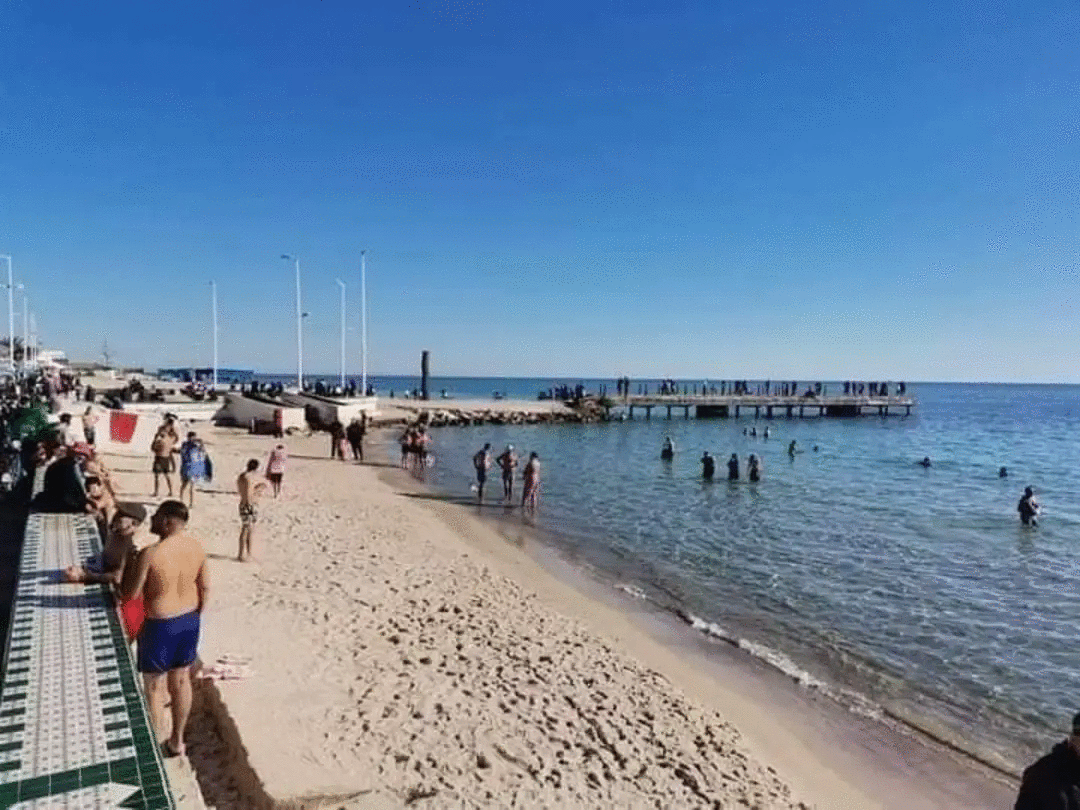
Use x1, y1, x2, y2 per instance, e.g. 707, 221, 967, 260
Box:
748, 454, 761, 482
700, 452, 715, 480
1014, 711, 1080, 810
727, 453, 739, 481
1018, 486, 1040, 526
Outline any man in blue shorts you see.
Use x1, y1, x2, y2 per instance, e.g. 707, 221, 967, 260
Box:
122, 500, 209, 757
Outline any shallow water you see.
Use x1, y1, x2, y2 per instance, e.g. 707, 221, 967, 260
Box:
363, 380, 1080, 773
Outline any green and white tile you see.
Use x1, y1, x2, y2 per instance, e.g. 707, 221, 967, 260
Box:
0, 514, 176, 809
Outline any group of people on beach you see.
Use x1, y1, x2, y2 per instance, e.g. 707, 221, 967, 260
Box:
328, 414, 368, 462
399, 424, 431, 474
147, 414, 286, 559
472, 442, 541, 514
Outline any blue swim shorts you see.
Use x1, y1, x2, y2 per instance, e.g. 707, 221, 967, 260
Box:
137, 609, 201, 674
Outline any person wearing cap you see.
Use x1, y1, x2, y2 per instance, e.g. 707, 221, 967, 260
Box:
1014, 712, 1080, 809
65, 501, 149, 645
1019, 486, 1040, 526
496, 444, 518, 501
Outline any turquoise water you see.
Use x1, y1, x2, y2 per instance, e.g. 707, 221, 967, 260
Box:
376, 380, 1080, 773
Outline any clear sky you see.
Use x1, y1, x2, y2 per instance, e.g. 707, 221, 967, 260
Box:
2, 0, 1079, 382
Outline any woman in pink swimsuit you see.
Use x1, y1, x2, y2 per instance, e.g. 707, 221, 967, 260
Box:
266, 444, 287, 498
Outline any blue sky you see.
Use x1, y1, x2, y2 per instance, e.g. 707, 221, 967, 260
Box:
1, 0, 1078, 381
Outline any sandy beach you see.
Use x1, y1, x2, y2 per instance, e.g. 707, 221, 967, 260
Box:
100, 423, 1015, 809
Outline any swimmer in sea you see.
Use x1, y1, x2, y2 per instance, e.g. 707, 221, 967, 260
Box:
788, 440, 798, 457
727, 453, 739, 481
919, 456, 932, 468
748, 454, 761, 482
1018, 486, 1040, 526
999, 466, 1008, 478
701, 451, 715, 480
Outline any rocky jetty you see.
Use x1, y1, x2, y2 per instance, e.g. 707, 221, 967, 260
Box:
374, 397, 613, 428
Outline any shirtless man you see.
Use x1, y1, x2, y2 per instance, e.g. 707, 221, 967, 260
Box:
121, 500, 208, 756
496, 445, 518, 501
522, 452, 540, 515
472, 443, 491, 502
236, 459, 266, 561
151, 418, 179, 497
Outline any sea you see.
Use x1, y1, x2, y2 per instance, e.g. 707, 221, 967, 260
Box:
259, 374, 1080, 774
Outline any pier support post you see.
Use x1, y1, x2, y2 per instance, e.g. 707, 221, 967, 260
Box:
786, 406, 793, 418
685, 406, 690, 419
766, 405, 773, 419
646, 406, 652, 420
754, 406, 759, 418
735, 405, 740, 418
799, 406, 804, 417
421, 350, 430, 401
666, 406, 671, 419
629, 405, 634, 419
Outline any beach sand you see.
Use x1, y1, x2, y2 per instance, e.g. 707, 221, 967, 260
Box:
101, 424, 1015, 809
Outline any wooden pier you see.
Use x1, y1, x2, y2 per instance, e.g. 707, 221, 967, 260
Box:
620, 394, 914, 420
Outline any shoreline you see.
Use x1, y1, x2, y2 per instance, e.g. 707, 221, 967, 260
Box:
102, 425, 1016, 808
374, 432, 1017, 808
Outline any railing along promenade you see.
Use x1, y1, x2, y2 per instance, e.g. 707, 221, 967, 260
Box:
620, 392, 915, 419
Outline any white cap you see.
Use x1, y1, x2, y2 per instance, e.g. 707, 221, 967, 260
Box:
507, 444, 514, 451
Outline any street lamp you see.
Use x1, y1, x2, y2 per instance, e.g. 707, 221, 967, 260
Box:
335, 279, 346, 390
210, 281, 218, 390
17, 288, 27, 374
360, 250, 368, 396
280, 254, 303, 389
0, 256, 12, 371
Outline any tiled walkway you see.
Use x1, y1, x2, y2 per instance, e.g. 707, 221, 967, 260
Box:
0, 513, 175, 809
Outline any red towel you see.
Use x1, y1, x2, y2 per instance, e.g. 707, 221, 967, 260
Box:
119, 595, 145, 641
109, 411, 138, 444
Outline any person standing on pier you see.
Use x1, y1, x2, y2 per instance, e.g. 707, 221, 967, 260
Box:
473, 443, 492, 502
727, 453, 739, 481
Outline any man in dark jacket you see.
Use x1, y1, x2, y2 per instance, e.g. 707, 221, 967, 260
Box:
1015, 712, 1080, 809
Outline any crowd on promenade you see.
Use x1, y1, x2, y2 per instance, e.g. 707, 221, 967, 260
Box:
0, 376, 300, 760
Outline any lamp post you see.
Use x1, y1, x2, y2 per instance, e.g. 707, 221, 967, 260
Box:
210, 281, 219, 390
0, 256, 12, 372
281, 254, 303, 389
19, 289, 27, 374
360, 250, 368, 396
335, 279, 346, 390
